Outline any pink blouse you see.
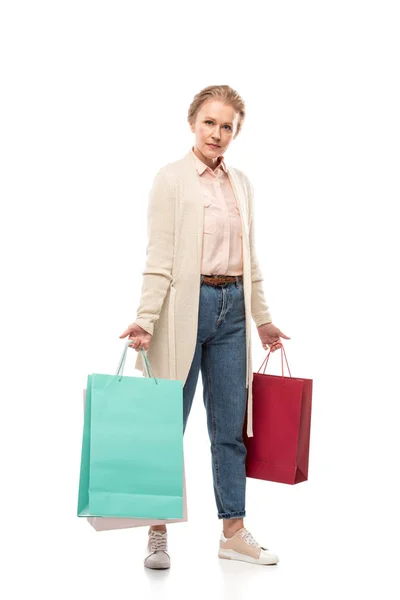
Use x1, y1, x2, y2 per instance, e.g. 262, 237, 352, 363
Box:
190, 147, 244, 276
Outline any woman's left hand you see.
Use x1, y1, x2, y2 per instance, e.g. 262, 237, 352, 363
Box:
257, 322, 290, 352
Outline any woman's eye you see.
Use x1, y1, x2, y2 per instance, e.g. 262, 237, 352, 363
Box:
205, 120, 231, 130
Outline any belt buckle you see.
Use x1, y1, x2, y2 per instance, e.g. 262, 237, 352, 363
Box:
205, 275, 221, 286
216, 275, 229, 286
209, 276, 221, 286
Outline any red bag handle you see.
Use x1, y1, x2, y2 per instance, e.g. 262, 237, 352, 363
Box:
257, 343, 292, 378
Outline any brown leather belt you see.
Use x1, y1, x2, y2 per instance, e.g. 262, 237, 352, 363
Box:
202, 274, 243, 287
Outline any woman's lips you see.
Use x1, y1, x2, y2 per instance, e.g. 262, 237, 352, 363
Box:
207, 144, 220, 149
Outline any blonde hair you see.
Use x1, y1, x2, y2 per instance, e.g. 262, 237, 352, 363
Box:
187, 85, 246, 139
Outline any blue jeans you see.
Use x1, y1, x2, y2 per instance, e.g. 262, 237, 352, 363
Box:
182, 275, 247, 520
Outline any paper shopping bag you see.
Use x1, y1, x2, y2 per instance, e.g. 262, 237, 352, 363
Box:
77, 343, 184, 519
243, 344, 313, 485
83, 385, 188, 530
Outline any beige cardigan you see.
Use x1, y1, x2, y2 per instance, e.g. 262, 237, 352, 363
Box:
134, 149, 272, 437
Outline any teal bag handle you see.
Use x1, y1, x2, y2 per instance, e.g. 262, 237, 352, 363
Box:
116, 340, 158, 385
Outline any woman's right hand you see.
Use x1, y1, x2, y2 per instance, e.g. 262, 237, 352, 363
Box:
119, 322, 152, 352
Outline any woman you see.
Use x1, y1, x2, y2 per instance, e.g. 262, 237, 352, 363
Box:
120, 85, 290, 569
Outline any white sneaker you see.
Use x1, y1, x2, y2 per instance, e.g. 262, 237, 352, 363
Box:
218, 527, 279, 565
144, 529, 170, 569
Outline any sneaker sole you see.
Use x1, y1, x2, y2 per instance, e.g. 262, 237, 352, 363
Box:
144, 559, 171, 570
218, 549, 279, 565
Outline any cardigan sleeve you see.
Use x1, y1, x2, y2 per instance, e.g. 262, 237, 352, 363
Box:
134, 168, 176, 336
246, 177, 273, 327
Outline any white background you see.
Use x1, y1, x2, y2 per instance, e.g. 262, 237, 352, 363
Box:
1, 1, 399, 598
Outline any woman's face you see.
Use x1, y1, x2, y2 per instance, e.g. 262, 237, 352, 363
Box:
190, 100, 239, 168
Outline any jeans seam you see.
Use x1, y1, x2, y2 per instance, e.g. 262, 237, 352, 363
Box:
204, 343, 226, 514
217, 286, 228, 324
216, 288, 223, 324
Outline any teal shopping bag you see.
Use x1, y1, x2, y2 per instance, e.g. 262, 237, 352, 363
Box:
77, 342, 184, 519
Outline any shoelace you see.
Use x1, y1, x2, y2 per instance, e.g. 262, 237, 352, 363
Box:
240, 529, 262, 549
148, 531, 168, 552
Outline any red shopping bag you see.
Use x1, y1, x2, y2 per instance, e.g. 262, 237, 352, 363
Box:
243, 344, 313, 485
